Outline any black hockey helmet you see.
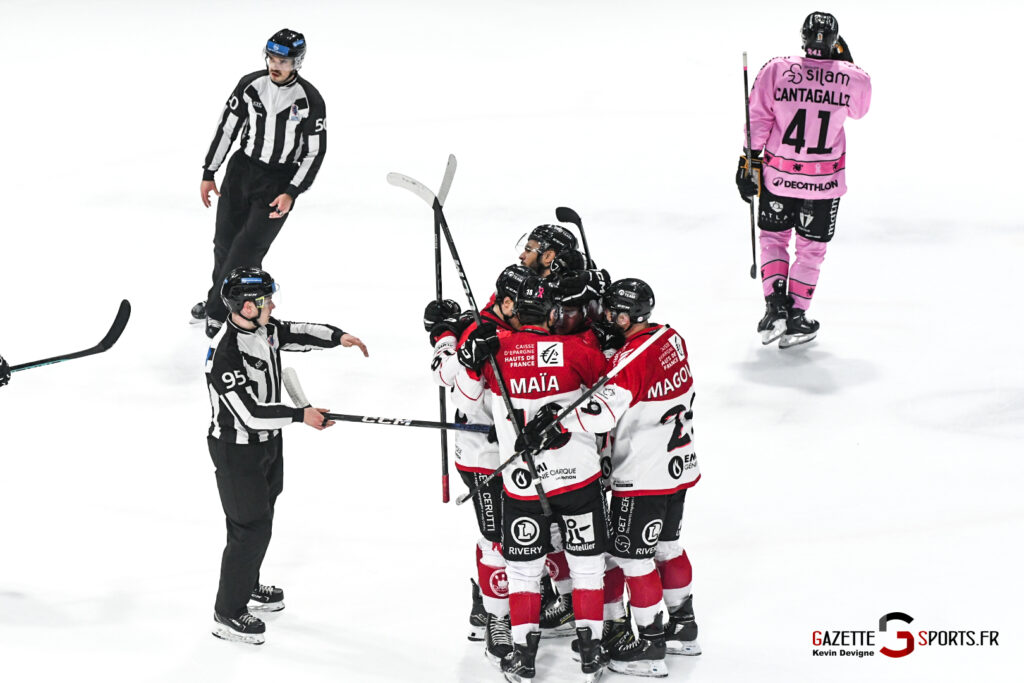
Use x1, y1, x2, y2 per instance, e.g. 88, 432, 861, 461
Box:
526, 224, 578, 256
265, 28, 307, 69
495, 264, 533, 306
801, 12, 839, 58
221, 267, 277, 316
515, 276, 558, 326
604, 278, 655, 324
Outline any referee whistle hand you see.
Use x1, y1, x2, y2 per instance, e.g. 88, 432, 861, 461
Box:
200, 180, 220, 208
340, 333, 369, 357
269, 193, 293, 219
304, 407, 335, 430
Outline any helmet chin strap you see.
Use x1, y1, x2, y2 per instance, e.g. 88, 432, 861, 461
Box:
241, 304, 265, 327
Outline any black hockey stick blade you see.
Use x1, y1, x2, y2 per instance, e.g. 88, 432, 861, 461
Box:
11, 299, 131, 372
555, 206, 581, 228
750, 264, 757, 278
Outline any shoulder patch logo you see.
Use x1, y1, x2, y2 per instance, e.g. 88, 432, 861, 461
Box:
537, 341, 563, 368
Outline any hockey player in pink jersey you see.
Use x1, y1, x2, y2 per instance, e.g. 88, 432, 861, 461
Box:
737, 11, 871, 347
522, 278, 701, 676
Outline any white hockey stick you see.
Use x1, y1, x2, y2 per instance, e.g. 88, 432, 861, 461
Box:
386, 153, 458, 209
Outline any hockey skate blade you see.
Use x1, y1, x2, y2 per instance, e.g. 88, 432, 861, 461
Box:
666, 639, 702, 656
541, 623, 576, 639
247, 600, 285, 613
582, 669, 605, 682
760, 319, 787, 345
609, 657, 669, 678
484, 647, 506, 671
778, 331, 817, 349
211, 622, 265, 645
467, 624, 486, 642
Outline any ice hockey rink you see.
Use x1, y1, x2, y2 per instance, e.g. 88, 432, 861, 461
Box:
1, 0, 1020, 681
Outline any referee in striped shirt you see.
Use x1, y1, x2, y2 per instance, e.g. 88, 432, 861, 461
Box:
206, 267, 367, 644
195, 28, 327, 338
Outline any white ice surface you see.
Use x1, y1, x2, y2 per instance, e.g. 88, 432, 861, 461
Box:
2, 1, 1022, 682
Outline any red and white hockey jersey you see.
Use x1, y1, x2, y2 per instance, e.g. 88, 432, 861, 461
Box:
561, 324, 700, 496
430, 308, 512, 473
455, 325, 608, 500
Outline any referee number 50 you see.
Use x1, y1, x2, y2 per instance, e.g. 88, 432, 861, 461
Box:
314, 118, 326, 133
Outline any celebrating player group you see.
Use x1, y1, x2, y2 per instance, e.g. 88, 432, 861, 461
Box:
423, 221, 701, 681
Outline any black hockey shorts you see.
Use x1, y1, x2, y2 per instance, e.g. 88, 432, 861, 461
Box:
609, 488, 687, 560
502, 480, 609, 562
459, 469, 503, 544
758, 184, 841, 243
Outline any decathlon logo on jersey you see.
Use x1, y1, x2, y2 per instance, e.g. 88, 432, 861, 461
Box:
537, 342, 563, 367
510, 517, 540, 545
563, 513, 596, 550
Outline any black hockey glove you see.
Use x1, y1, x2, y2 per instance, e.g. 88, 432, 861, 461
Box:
515, 402, 567, 453
0, 354, 10, 387
457, 322, 499, 373
549, 249, 587, 275
592, 320, 626, 352
424, 299, 465, 345
832, 35, 853, 63
736, 152, 762, 203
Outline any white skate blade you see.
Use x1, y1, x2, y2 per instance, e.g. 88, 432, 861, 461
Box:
484, 646, 505, 671
666, 638, 702, 656
609, 657, 669, 678
582, 669, 605, 682
778, 331, 817, 349
247, 600, 285, 613
467, 624, 486, 641
503, 671, 528, 683
541, 622, 576, 639
760, 319, 787, 345
189, 316, 205, 326
211, 621, 265, 645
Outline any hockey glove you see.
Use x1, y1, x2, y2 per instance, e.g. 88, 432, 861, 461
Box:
592, 320, 626, 352
549, 249, 587, 275
736, 152, 762, 203
555, 269, 611, 308
832, 35, 853, 63
0, 354, 9, 387
424, 299, 465, 345
515, 402, 567, 453
457, 322, 500, 373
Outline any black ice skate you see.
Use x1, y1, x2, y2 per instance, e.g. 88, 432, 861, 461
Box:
211, 610, 265, 645
778, 307, 820, 349
484, 613, 514, 668
576, 625, 607, 682
467, 579, 488, 641
757, 279, 792, 345
205, 318, 224, 339
190, 301, 206, 325
665, 595, 701, 656
249, 582, 285, 612
572, 615, 626, 663
608, 614, 668, 678
540, 591, 575, 639
501, 630, 541, 682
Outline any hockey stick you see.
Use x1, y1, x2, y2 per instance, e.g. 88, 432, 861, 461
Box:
11, 299, 131, 373
743, 52, 758, 280
282, 369, 490, 433
555, 206, 593, 267
388, 155, 458, 504
456, 324, 672, 506
390, 162, 554, 517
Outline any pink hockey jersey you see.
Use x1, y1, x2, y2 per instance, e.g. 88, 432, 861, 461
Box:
456, 325, 608, 500
747, 56, 871, 199
560, 325, 699, 496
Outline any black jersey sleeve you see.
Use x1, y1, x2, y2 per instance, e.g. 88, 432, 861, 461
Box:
285, 78, 327, 196
272, 317, 344, 351
202, 71, 262, 180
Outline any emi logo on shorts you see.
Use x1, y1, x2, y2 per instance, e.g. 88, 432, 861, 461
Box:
563, 513, 595, 546
642, 520, 663, 545
537, 342, 563, 367
511, 517, 540, 545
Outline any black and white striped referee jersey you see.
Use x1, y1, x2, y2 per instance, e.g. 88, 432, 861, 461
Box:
206, 317, 344, 444
202, 70, 327, 197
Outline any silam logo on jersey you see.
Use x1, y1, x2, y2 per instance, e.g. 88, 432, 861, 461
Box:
537, 341, 563, 368
510, 517, 540, 545
641, 520, 663, 545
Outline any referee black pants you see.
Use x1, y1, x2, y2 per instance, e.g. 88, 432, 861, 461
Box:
205, 151, 294, 321
208, 434, 283, 617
